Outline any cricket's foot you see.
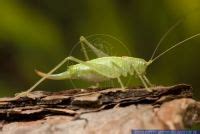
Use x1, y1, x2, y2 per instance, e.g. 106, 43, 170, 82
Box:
89, 83, 100, 89
144, 86, 153, 92
15, 91, 30, 99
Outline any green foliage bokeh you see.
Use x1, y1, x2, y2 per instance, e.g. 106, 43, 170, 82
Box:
0, 0, 200, 100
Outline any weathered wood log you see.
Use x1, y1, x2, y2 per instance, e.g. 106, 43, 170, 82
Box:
0, 84, 199, 134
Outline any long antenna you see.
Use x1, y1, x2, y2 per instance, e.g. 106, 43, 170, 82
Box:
150, 19, 183, 61
151, 33, 200, 63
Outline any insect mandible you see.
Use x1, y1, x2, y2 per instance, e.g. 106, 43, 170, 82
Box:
15, 20, 200, 98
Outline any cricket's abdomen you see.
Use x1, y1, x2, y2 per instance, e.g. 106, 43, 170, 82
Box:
69, 65, 109, 82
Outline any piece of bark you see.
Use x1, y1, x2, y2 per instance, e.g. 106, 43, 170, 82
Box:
0, 84, 199, 134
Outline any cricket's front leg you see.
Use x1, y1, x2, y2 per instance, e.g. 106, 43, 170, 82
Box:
132, 67, 152, 92
143, 75, 153, 87
89, 83, 100, 89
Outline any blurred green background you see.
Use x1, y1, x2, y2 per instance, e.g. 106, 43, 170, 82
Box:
0, 0, 200, 100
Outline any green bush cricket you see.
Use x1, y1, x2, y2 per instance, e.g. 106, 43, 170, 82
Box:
15, 21, 200, 98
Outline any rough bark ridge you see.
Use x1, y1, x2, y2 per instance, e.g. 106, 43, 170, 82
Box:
0, 84, 199, 134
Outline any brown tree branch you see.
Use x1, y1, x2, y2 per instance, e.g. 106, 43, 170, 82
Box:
0, 84, 199, 133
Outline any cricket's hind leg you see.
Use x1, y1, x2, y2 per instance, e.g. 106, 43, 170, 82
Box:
80, 36, 90, 61
80, 36, 112, 88
15, 57, 73, 99
80, 36, 109, 58
80, 36, 127, 89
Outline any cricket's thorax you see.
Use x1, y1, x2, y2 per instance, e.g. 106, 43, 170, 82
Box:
68, 56, 148, 82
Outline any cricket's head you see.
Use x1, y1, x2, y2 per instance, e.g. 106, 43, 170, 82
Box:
147, 60, 153, 66
130, 58, 150, 75
139, 59, 152, 74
